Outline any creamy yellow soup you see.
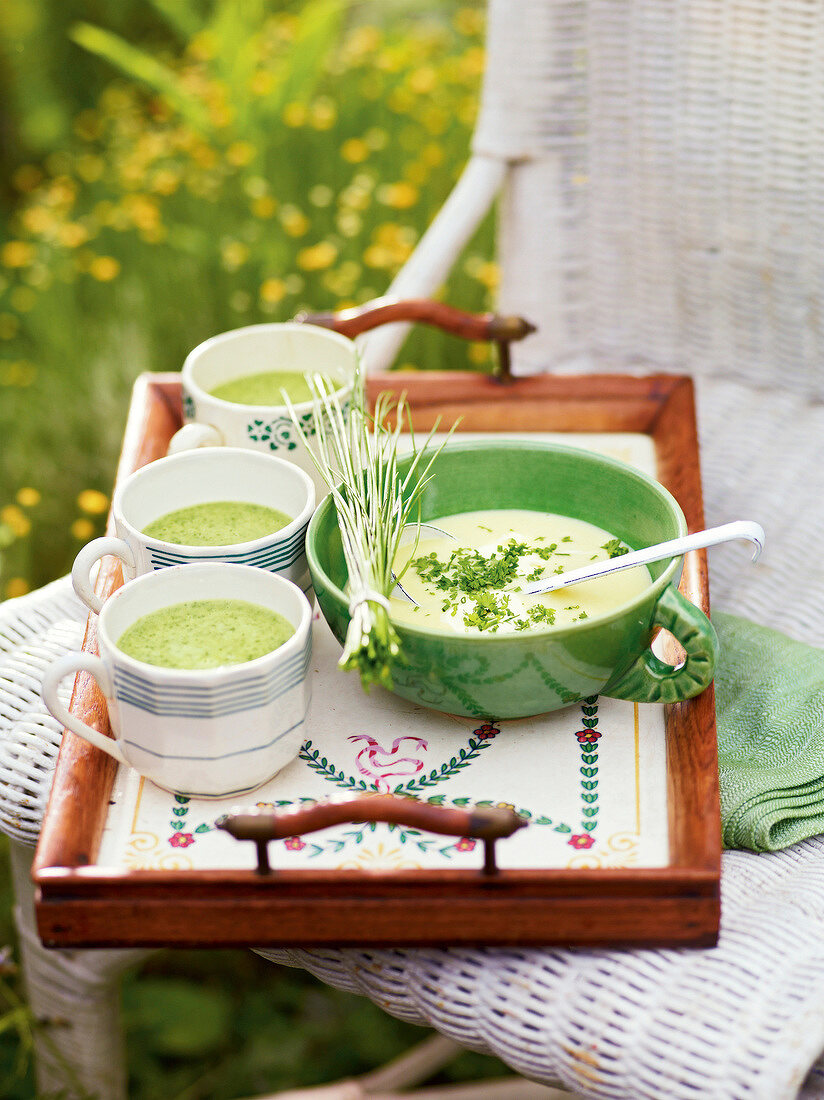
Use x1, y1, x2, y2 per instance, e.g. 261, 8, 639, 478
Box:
389, 509, 652, 634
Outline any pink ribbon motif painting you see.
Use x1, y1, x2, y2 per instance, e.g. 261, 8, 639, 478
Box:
348, 734, 428, 792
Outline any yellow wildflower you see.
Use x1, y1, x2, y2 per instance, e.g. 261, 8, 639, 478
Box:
250, 70, 275, 97
341, 138, 370, 164
337, 212, 362, 238
363, 222, 416, 269
475, 261, 500, 291
0, 506, 30, 537
5, 579, 29, 600
100, 86, 132, 114
365, 128, 388, 150
364, 244, 395, 270
21, 207, 55, 234
309, 185, 333, 208
281, 205, 310, 237
408, 66, 437, 94
377, 182, 419, 209
1, 241, 34, 269
283, 102, 307, 127
421, 105, 448, 135
297, 241, 338, 271
88, 256, 121, 282
226, 141, 256, 167
123, 194, 160, 232
57, 223, 91, 248
388, 87, 415, 114
457, 95, 478, 127
252, 195, 277, 219
375, 223, 415, 248
188, 29, 218, 60
45, 176, 76, 207
209, 102, 234, 129
459, 45, 486, 78
422, 143, 444, 166
0, 361, 36, 386
71, 518, 95, 541
454, 7, 484, 36
77, 489, 109, 515
189, 143, 218, 168
150, 168, 181, 196
346, 25, 381, 57
321, 260, 361, 297
16, 487, 41, 507
310, 97, 337, 130
404, 162, 428, 186
221, 241, 249, 271
260, 278, 286, 304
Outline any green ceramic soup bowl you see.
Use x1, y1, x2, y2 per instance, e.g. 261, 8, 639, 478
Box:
306, 440, 718, 719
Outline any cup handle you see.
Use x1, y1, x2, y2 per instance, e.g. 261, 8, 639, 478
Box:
167, 422, 224, 455
603, 585, 719, 704
72, 537, 136, 613
41, 653, 128, 764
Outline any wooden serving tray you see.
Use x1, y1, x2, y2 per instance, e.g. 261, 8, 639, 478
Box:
33, 371, 720, 949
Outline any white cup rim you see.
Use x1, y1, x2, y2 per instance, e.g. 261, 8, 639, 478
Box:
182, 321, 358, 413
112, 447, 316, 553
97, 562, 313, 682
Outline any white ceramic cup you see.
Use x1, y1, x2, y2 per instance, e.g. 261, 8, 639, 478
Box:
168, 322, 358, 499
72, 447, 315, 613
43, 563, 313, 798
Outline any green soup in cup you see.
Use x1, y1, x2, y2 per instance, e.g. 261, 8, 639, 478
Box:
306, 439, 719, 719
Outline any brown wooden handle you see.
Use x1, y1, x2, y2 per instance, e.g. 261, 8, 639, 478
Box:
295, 297, 536, 378
216, 794, 527, 876
217, 794, 526, 842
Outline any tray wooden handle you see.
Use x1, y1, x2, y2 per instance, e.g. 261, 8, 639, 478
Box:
295, 296, 536, 378
216, 794, 527, 877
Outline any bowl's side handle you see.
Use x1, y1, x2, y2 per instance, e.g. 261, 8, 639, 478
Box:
216, 793, 527, 877
295, 297, 536, 379
603, 585, 719, 705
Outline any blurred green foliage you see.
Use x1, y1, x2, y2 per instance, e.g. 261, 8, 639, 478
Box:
0, 838, 512, 1098
0, 0, 495, 597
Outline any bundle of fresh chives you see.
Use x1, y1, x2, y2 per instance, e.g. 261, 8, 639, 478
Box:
289, 368, 454, 691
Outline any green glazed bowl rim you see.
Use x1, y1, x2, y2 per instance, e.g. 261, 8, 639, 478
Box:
306, 437, 688, 641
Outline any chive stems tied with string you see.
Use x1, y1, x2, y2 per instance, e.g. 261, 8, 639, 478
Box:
287, 367, 456, 692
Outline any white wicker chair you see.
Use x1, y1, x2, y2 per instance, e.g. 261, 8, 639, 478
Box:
5, 2, 824, 1097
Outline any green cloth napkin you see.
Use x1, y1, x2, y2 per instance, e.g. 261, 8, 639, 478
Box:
715, 611, 824, 852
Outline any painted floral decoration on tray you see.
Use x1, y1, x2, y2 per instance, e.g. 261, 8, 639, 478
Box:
166, 697, 606, 859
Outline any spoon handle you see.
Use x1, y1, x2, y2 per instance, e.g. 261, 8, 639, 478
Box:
524, 520, 765, 595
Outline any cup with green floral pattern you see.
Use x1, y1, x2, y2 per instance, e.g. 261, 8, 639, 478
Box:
168, 322, 357, 499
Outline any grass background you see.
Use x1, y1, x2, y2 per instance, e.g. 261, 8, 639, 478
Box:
0, 1, 504, 1094
0, 0, 496, 597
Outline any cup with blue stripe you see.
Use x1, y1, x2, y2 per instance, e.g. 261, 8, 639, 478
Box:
72, 447, 315, 613
43, 563, 313, 798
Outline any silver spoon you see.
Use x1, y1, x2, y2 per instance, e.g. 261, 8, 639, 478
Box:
521, 519, 764, 595
392, 520, 764, 603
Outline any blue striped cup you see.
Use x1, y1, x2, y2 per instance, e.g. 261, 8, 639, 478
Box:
72, 447, 315, 613
42, 563, 313, 798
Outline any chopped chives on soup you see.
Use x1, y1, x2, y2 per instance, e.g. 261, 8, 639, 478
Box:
389, 509, 651, 634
